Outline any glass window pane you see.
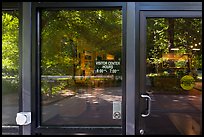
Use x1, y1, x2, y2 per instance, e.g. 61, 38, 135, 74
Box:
40, 9, 123, 126
146, 18, 202, 135
2, 10, 20, 133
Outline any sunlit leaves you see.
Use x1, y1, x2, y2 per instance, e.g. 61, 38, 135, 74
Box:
41, 9, 122, 75
147, 18, 202, 70
2, 12, 19, 75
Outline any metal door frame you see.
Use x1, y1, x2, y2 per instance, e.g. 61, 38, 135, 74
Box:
2, 2, 202, 135
31, 2, 127, 135
2, 2, 23, 135
136, 2, 202, 135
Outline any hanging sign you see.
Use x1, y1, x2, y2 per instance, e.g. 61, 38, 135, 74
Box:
180, 75, 195, 90
95, 60, 121, 74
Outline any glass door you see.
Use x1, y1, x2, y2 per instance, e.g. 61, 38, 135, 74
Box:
40, 8, 123, 127
140, 11, 202, 135
2, 9, 20, 135
31, 2, 126, 135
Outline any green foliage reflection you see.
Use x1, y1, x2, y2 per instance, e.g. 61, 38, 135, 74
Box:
2, 11, 19, 94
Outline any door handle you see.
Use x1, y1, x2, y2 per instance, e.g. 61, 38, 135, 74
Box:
141, 94, 151, 117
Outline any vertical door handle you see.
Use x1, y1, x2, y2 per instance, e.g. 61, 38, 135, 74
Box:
141, 94, 151, 117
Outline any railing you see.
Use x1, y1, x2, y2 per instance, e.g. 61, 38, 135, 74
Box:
41, 75, 116, 80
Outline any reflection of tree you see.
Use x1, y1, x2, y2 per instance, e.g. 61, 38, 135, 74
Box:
147, 18, 202, 75
2, 11, 20, 94
2, 12, 19, 77
41, 10, 122, 76
167, 18, 175, 52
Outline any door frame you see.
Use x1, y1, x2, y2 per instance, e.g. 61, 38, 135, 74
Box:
137, 2, 202, 135
31, 2, 127, 135
2, 2, 22, 135
2, 2, 202, 135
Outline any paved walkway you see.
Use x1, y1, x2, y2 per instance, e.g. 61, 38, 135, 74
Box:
194, 81, 202, 91
2, 86, 202, 135
42, 87, 122, 125
146, 88, 202, 135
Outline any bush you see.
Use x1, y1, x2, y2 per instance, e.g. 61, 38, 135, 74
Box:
2, 77, 19, 94
152, 75, 183, 93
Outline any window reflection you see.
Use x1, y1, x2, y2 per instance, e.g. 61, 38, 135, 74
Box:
41, 9, 123, 126
2, 10, 20, 133
146, 18, 202, 135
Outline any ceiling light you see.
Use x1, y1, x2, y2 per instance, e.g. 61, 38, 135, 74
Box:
170, 48, 179, 51
192, 48, 200, 51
